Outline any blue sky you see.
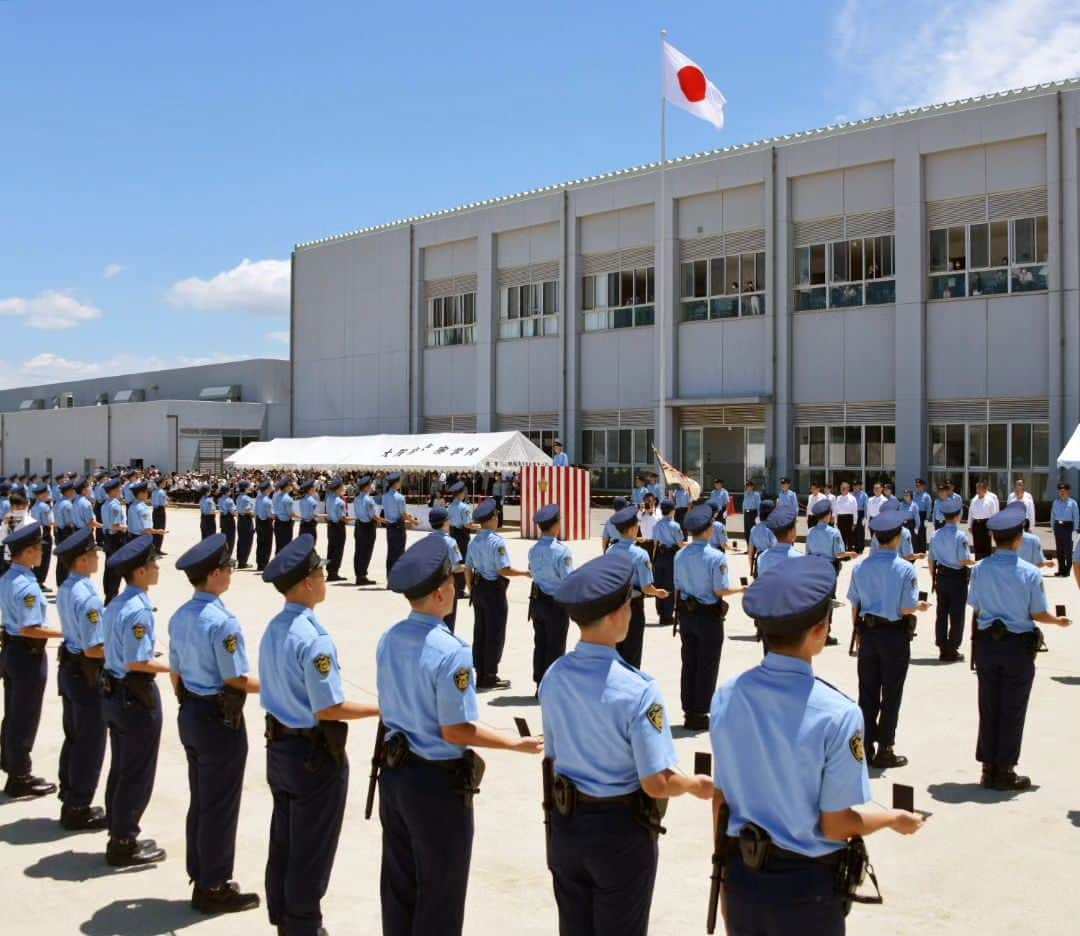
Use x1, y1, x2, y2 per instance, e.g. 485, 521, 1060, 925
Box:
1, 0, 1077, 388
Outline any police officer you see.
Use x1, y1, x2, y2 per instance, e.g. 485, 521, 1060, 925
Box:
528, 504, 573, 689
92, 471, 107, 546
427, 507, 465, 632
382, 472, 417, 577
235, 480, 256, 569
378, 535, 543, 936
852, 480, 868, 553
352, 474, 380, 586
218, 485, 238, 557
776, 477, 799, 513
913, 479, 932, 553
54, 481, 77, 588
447, 481, 476, 598
742, 481, 760, 539
254, 480, 275, 571
0, 523, 62, 798
672, 484, 691, 528
272, 478, 295, 553
100, 534, 168, 866
847, 509, 930, 769
260, 534, 379, 934
151, 476, 169, 555
927, 497, 974, 663
541, 550, 711, 935
631, 475, 648, 507
552, 440, 570, 468
651, 499, 684, 628
747, 499, 776, 579
101, 478, 128, 604
465, 498, 530, 690
707, 478, 730, 516
323, 478, 349, 582
675, 506, 745, 730
755, 503, 802, 576
295, 480, 321, 543
128, 481, 166, 543
170, 535, 260, 914
1051, 482, 1079, 577
932, 481, 962, 532
29, 483, 54, 589
968, 504, 1070, 790
711, 556, 923, 935
1018, 525, 1051, 568
198, 484, 217, 540
606, 505, 670, 669
53, 528, 108, 829
73, 476, 100, 540
806, 500, 855, 646
601, 496, 629, 552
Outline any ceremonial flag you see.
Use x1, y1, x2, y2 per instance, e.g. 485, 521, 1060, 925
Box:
652, 445, 701, 501
661, 40, 726, 130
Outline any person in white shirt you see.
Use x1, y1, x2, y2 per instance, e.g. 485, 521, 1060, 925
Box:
833, 481, 859, 552
967, 479, 1000, 560
867, 481, 887, 522
1006, 479, 1036, 532
636, 494, 662, 542
806, 482, 827, 528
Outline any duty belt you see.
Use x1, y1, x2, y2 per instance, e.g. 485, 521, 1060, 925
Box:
727, 835, 844, 867
936, 565, 968, 577
862, 614, 904, 629
265, 714, 314, 739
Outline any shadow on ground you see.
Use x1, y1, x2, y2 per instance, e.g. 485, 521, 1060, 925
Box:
487, 695, 539, 708
24, 849, 156, 883
80, 898, 203, 936
927, 782, 1038, 805
1051, 676, 1080, 686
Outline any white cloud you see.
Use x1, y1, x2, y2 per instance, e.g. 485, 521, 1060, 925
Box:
0, 289, 103, 331
832, 0, 1080, 117
0, 352, 255, 390
267, 330, 290, 345
103, 263, 125, 279
167, 258, 290, 316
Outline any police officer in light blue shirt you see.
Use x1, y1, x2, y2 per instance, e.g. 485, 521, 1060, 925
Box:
271, 477, 295, 554
254, 480, 275, 571
54, 482, 77, 588
218, 485, 238, 558
928, 497, 973, 662
234, 480, 256, 570
352, 474, 381, 585
806, 501, 855, 569
630, 475, 648, 507
755, 504, 803, 576
427, 507, 465, 633
126, 482, 156, 537
712, 556, 922, 934
446, 481, 475, 597
914, 479, 932, 552
651, 499, 683, 627
967, 504, 1069, 790
527, 504, 573, 686
776, 477, 799, 513
552, 440, 569, 468
1051, 482, 1079, 577
378, 535, 542, 936
169, 534, 260, 914
294, 480, 320, 544
742, 481, 761, 537
707, 478, 730, 515
29, 484, 54, 589
54, 528, 108, 829
672, 484, 692, 527
150, 479, 168, 554
382, 472, 417, 577
607, 505, 670, 669
1018, 528, 1049, 567
708, 508, 730, 552
260, 534, 379, 933
198, 484, 217, 541
74, 477, 97, 531
101, 478, 128, 604
322, 478, 349, 581
747, 499, 778, 579
869, 498, 920, 561
602, 496, 629, 551
933, 481, 963, 529
541, 550, 711, 936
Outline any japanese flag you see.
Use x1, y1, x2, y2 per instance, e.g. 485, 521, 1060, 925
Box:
662, 40, 726, 130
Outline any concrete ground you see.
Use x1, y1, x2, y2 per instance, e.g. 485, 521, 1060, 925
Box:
3, 507, 1078, 935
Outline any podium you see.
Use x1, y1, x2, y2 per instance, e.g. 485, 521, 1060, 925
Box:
519, 466, 591, 540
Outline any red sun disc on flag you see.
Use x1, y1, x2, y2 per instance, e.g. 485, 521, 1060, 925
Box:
677, 65, 707, 103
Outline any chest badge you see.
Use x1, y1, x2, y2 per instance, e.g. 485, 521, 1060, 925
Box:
849, 729, 865, 763
646, 703, 664, 732
453, 667, 471, 692
313, 653, 332, 677
132, 623, 146, 641
223, 635, 238, 655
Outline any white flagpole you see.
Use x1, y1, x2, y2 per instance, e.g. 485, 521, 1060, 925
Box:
657, 29, 668, 466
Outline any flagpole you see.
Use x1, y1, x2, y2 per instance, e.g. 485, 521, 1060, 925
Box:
658, 28, 668, 469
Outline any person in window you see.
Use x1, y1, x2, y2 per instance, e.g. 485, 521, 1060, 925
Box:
867, 262, 879, 279
971, 273, 983, 296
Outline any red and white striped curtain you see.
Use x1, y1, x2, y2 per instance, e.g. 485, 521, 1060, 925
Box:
519, 466, 591, 540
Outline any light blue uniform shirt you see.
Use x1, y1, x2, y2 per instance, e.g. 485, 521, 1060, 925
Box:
220, 495, 237, 517
709, 520, 728, 550
436, 531, 464, 568
1051, 497, 1080, 526
151, 486, 168, 509
354, 492, 376, 522
602, 516, 620, 543
847, 551, 918, 620
93, 483, 106, 505
271, 492, 293, 522
382, 489, 406, 523
1018, 531, 1045, 566
540, 642, 678, 797
901, 501, 922, 531
631, 486, 646, 506
74, 495, 95, 529
236, 493, 255, 517
55, 498, 75, 529
855, 490, 868, 513
0, 497, 9, 520
122, 482, 134, 505
30, 500, 53, 527
710, 654, 871, 857
102, 586, 156, 679
0, 565, 48, 636
607, 538, 654, 588
914, 491, 932, 516
708, 488, 730, 513
552, 452, 569, 468
749, 523, 778, 553
57, 573, 104, 654
806, 523, 845, 559
258, 603, 344, 728
296, 494, 317, 521
50, 482, 61, 504
255, 493, 273, 521
377, 611, 478, 760
653, 517, 683, 548
674, 541, 729, 604
673, 488, 691, 509
756, 544, 803, 575
967, 550, 1046, 634
127, 500, 153, 535
870, 525, 914, 558
929, 524, 971, 569
743, 491, 761, 512
777, 489, 799, 512
104, 497, 127, 532
933, 493, 963, 523
325, 493, 346, 523
199, 496, 217, 517
168, 592, 249, 696
465, 529, 511, 581
448, 499, 472, 529
528, 535, 573, 597
649, 482, 664, 501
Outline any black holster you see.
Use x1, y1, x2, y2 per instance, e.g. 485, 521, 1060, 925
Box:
632, 789, 668, 842
1030, 626, 1045, 658
383, 731, 409, 768
122, 673, 156, 710
452, 749, 486, 808
219, 684, 246, 729
308, 720, 349, 771
737, 822, 772, 870
835, 836, 883, 916
78, 654, 104, 691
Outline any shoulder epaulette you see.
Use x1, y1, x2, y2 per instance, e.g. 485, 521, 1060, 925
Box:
814, 676, 856, 704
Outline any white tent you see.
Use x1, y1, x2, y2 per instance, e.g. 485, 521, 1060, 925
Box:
225, 431, 553, 472
1057, 424, 1080, 469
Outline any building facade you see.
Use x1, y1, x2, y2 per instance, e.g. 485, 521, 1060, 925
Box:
291, 81, 1080, 502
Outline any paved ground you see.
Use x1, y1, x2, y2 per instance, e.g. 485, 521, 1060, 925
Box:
3, 508, 1078, 935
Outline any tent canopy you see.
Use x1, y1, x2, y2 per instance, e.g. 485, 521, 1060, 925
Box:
225, 431, 553, 472
1057, 424, 1080, 469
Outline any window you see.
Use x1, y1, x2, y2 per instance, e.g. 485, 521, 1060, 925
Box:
581, 427, 654, 491
927, 421, 1049, 501
795, 424, 895, 490
426, 292, 477, 347
928, 215, 1048, 300
679, 251, 766, 322
582, 266, 655, 331
794, 235, 895, 311
525, 429, 558, 456
500, 280, 558, 339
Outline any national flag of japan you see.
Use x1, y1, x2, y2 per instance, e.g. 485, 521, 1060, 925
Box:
652, 445, 702, 501
662, 40, 726, 130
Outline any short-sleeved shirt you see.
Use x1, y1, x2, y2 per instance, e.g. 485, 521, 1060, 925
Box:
353, 492, 376, 522
0, 565, 48, 636
756, 544, 803, 576
102, 586, 156, 678
127, 500, 153, 535
743, 491, 761, 512
448, 499, 473, 528
967, 550, 1047, 633
529, 535, 573, 597
710, 654, 871, 857
168, 592, 249, 696
272, 492, 293, 522
552, 453, 569, 467
199, 496, 217, 516
54, 498, 75, 529
151, 487, 168, 509
255, 493, 274, 520
465, 529, 511, 581
259, 603, 345, 728
606, 538, 654, 589
776, 490, 799, 512
673, 489, 691, 508
914, 491, 932, 515
1018, 531, 1045, 566
435, 531, 464, 568
933, 493, 964, 523
540, 642, 678, 797
674, 541, 729, 604
929, 523, 972, 569
382, 489, 407, 523
870, 525, 914, 558
57, 573, 105, 654
806, 523, 845, 559
236, 493, 255, 517
296, 494, 317, 521
708, 489, 730, 513
1051, 497, 1080, 526
74, 496, 95, 528
30, 500, 54, 527
376, 611, 479, 760
652, 517, 683, 548
325, 493, 347, 523
709, 520, 728, 550
631, 487, 647, 506
847, 551, 917, 620
748, 523, 778, 553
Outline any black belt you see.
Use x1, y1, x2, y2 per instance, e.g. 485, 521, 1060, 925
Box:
862, 614, 904, 629
727, 837, 843, 866
576, 790, 637, 806
936, 565, 968, 576
266, 714, 314, 739
400, 749, 466, 772
655, 544, 678, 554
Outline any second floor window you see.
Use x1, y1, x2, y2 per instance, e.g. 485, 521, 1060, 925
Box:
500, 281, 558, 339
680, 252, 765, 322
794, 234, 895, 311
928, 215, 1048, 300
582, 266, 655, 331
427, 292, 476, 347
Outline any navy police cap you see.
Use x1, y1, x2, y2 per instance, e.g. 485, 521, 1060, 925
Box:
766, 503, 797, 532
258, 481, 272, 492
744, 555, 838, 637
534, 503, 559, 528
869, 508, 905, 535
386, 472, 402, 485
237, 480, 251, 492
810, 499, 832, 518
262, 534, 323, 592
428, 507, 449, 527
988, 503, 1026, 534
299, 481, 314, 493
389, 534, 453, 600
59, 481, 74, 494
940, 499, 962, 518
198, 484, 211, 496
660, 499, 674, 514
327, 478, 343, 491
130, 481, 148, 495
176, 534, 230, 581
555, 551, 634, 625
5, 522, 42, 554
684, 504, 714, 534
357, 475, 372, 488
276, 478, 291, 490
611, 496, 628, 510
448, 481, 466, 495
758, 499, 775, 519
611, 505, 640, 531
55, 527, 98, 559
104, 478, 121, 492
473, 498, 498, 522
106, 534, 157, 575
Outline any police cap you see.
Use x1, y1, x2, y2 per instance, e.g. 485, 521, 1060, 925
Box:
448, 481, 466, 495
175, 533, 231, 583
473, 498, 498, 523
684, 505, 714, 534
5, 522, 42, 555
555, 551, 634, 626
428, 507, 449, 527
987, 503, 1026, 536
389, 534, 453, 600
612, 505, 640, 532
766, 503, 797, 532
262, 534, 323, 593
744, 555, 838, 638
55, 527, 99, 559
810, 499, 832, 518
106, 534, 157, 576
534, 503, 559, 529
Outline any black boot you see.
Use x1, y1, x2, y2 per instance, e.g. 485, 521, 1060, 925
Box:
106, 837, 166, 867
4, 775, 57, 798
192, 881, 261, 914
871, 747, 908, 769
991, 768, 1032, 791
60, 804, 108, 831
980, 764, 996, 788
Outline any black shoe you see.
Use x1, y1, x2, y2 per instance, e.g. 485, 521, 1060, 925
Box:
356, 577, 375, 586
60, 805, 108, 831
991, 768, 1032, 791
477, 678, 511, 691
193, 881, 261, 914
980, 765, 996, 788
825, 635, 839, 646
106, 837, 166, 867
683, 713, 709, 731
871, 747, 908, 769
4, 775, 58, 798
278, 928, 327, 936
326, 573, 344, 582
940, 648, 964, 663
157, 552, 168, 557
237, 563, 251, 570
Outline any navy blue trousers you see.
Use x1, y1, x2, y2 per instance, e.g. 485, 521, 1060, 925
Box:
471, 578, 508, 681
385, 522, 406, 577
530, 592, 569, 685
273, 519, 293, 554
58, 657, 106, 807
102, 533, 125, 605
724, 852, 845, 936
200, 514, 217, 540
934, 571, 967, 650
152, 506, 166, 553
1054, 521, 1074, 576
33, 534, 52, 587
255, 517, 273, 569
299, 520, 317, 547
0, 640, 47, 778
379, 761, 473, 936
652, 548, 676, 622
265, 735, 348, 936
975, 632, 1036, 768
103, 680, 162, 839
680, 607, 724, 718
353, 520, 376, 579
325, 521, 345, 576
549, 802, 658, 936
856, 624, 910, 753
179, 694, 248, 888
616, 597, 646, 670
55, 528, 74, 588
236, 515, 254, 566
220, 515, 237, 556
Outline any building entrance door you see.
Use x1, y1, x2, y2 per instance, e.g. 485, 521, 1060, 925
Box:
703, 427, 744, 493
